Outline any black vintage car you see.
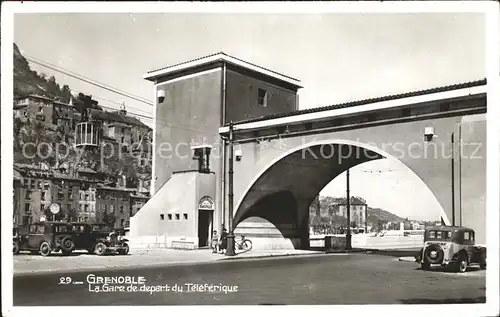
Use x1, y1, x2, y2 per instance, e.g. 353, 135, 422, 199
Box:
13, 222, 75, 256
70, 223, 110, 254
415, 226, 486, 273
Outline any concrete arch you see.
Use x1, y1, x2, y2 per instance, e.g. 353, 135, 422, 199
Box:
233, 139, 448, 248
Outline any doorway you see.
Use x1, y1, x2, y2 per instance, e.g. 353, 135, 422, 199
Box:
198, 210, 212, 247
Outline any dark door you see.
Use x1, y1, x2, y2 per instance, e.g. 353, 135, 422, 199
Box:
198, 210, 211, 247
27, 224, 44, 249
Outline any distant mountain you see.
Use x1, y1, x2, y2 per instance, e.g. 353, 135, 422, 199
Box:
14, 43, 72, 102
367, 207, 406, 224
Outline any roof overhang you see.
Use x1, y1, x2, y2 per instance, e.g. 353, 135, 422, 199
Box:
219, 84, 486, 134
144, 53, 302, 88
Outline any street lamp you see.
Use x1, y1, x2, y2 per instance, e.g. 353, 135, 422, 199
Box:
225, 121, 236, 256
345, 169, 352, 250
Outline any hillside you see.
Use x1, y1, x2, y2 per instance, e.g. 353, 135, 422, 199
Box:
14, 43, 72, 102
13, 43, 152, 188
367, 207, 405, 223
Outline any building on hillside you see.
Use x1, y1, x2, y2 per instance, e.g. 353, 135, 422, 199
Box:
13, 94, 79, 130
14, 94, 152, 151
14, 94, 55, 124
90, 106, 151, 147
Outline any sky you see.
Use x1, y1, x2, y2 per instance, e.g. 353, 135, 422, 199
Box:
13, 12, 486, 220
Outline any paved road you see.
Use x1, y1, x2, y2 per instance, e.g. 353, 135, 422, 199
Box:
13, 253, 485, 305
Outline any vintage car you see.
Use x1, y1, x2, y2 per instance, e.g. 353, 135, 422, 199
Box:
415, 226, 486, 273
13, 221, 75, 256
70, 223, 112, 254
93, 230, 130, 256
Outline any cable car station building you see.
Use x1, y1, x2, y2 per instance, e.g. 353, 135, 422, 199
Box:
129, 53, 487, 250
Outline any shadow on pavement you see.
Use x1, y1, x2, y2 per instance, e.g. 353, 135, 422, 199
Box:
15, 252, 83, 257
414, 266, 484, 274
364, 249, 420, 257
400, 297, 486, 304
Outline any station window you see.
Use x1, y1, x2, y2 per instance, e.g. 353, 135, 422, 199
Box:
167, 214, 172, 220
183, 213, 188, 220
175, 214, 180, 220
160, 214, 164, 220
258, 88, 268, 107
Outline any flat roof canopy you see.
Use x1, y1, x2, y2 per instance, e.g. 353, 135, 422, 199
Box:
219, 80, 486, 134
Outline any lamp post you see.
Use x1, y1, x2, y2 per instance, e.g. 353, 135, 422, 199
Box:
345, 169, 352, 250
225, 121, 236, 256
451, 132, 455, 226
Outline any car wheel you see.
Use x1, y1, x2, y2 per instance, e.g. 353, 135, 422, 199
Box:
480, 262, 486, 269
94, 242, 107, 256
13, 241, 20, 255
458, 255, 468, 273
39, 241, 52, 257
61, 237, 75, 254
121, 243, 129, 255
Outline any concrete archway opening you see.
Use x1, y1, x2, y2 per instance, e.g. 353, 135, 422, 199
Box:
232, 141, 444, 250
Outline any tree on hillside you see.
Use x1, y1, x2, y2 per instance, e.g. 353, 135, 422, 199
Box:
60, 85, 72, 103
46, 75, 60, 99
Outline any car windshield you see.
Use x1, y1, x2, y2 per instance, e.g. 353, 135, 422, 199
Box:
72, 225, 85, 233
55, 225, 70, 233
92, 225, 111, 232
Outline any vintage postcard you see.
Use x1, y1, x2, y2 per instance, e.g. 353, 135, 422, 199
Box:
1, 1, 499, 317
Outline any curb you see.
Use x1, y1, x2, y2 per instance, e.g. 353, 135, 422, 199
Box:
218, 252, 324, 261
324, 248, 366, 254
13, 258, 220, 277
13, 252, 324, 277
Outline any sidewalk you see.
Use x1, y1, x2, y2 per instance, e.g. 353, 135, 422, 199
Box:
13, 249, 323, 276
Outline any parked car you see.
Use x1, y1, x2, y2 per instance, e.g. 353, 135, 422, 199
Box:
13, 222, 75, 256
70, 223, 112, 254
93, 230, 130, 256
415, 226, 486, 273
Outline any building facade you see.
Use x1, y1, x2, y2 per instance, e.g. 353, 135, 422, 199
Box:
14, 163, 150, 228
130, 52, 302, 249
337, 204, 368, 229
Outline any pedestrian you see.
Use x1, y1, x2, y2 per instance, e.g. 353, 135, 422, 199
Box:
220, 228, 228, 254
211, 230, 219, 253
